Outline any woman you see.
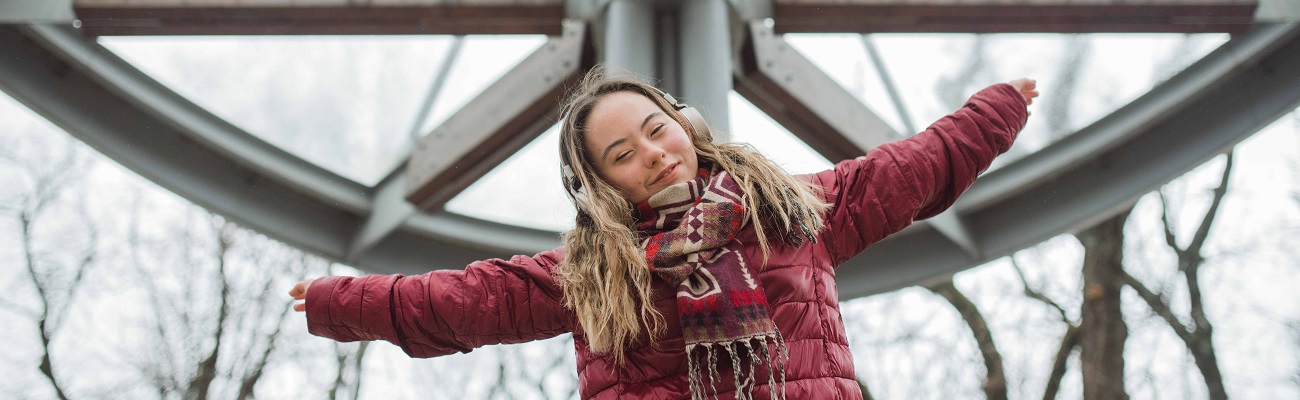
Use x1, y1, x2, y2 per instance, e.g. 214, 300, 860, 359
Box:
290, 67, 1038, 399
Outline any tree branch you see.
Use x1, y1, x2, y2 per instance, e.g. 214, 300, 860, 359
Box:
1042, 325, 1079, 400
19, 209, 70, 400
1157, 191, 1183, 254
1119, 271, 1195, 343
1010, 255, 1070, 324
49, 200, 98, 333
928, 279, 1007, 400
1187, 152, 1234, 257
185, 219, 234, 400
235, 293, 295, 400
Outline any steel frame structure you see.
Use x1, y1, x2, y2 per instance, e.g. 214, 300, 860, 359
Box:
1, 0, 1297, 298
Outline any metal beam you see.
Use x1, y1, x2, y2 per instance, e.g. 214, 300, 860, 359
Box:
835, 22, 1300, 298
345, 168, 418, 262
71, 3, 565, 36
1257, 0, 1300, 22
0, 0, 73, 23
678, 0, 733, 137
735, 20, 899, 162
773, 3, 1259, 34
0, 23, 562, 274
0, 24, 367, 259
404, 21, 593, 212
407, 36, 465, 143
601, 0, 656, 78
728, 0, 773, 22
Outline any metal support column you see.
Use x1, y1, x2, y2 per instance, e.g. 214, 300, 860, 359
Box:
603, 0, 656, 78
678, 0, 732, 138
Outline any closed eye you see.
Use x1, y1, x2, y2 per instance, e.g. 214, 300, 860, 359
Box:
615, 150, 631, 162
649, 124, 664, 137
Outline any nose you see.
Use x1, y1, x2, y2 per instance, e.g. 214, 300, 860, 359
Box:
642, 142, 667, 168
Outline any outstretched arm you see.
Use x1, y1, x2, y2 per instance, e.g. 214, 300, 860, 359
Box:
815, 80, 1036, 265
291, 249, 573, 358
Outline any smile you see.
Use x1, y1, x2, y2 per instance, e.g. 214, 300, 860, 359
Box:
651, 162, 679, 186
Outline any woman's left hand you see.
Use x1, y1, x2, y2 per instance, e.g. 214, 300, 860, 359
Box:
1009, 78, 1039, 106
289, 278, 315, 312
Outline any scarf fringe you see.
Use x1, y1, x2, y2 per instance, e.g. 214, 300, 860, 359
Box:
685, 334, 788, 400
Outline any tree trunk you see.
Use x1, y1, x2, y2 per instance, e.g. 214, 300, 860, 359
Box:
1076, 208, 1132, 400
185, 225, 233, 400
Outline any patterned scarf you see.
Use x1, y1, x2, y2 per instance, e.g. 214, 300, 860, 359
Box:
635, 165, 788, 400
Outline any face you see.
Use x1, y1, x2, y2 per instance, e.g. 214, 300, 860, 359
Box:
583, 91, 699, 204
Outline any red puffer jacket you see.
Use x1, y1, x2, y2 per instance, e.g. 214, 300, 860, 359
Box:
306, 84, 1027, 399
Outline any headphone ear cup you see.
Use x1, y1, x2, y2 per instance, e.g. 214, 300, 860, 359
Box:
677, 105, 712, 142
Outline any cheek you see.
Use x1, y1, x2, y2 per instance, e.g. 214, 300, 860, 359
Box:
672, 131, 698, 164
608, 168, 643, 195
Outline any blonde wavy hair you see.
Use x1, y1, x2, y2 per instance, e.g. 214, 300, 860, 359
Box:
554, 67, 830, 364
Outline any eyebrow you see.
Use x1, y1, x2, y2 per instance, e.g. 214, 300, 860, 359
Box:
600, 138, 627, 163
641, 111, 663, 130
601, 111, 664, 163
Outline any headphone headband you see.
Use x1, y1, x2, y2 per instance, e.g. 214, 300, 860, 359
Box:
650, 87, 712, 142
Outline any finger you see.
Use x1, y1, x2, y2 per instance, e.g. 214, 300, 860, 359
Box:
289, 280, 312, 298
294, 302, 306, 312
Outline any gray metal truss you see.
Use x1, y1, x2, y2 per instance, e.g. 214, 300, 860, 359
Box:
0, 3, 1297, 299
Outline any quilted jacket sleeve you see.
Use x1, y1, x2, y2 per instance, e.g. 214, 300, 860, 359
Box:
304, 249, 573, 358
813, 83, 1028, 266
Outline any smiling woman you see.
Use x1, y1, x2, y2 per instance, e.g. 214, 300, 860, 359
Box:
291, 66, 1037, 400
583, 91, 699, 203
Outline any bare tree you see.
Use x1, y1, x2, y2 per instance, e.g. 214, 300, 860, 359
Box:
1010, 256, 1080, 400
123, 204, 318, 399
328, 341, 369, 400
1076, 207, 1133, 400
232, 253, 307, 400
0, 132, 96, 400
481, 338, 577, 400
183, 220, 233, 400
1121, 152, 1234, 400
926, 280, 1007, 400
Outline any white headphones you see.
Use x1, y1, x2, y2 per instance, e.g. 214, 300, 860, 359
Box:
561, 87, 711, 213
650, 87, 712, 142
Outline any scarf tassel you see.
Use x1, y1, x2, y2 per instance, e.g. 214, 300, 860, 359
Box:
685, 333, 788, 400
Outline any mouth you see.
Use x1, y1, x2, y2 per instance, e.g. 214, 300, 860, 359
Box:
650, 162, 680, 186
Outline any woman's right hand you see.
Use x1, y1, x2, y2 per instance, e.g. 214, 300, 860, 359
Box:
289, 278, 314, 312
1008, 78, 1039, 105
